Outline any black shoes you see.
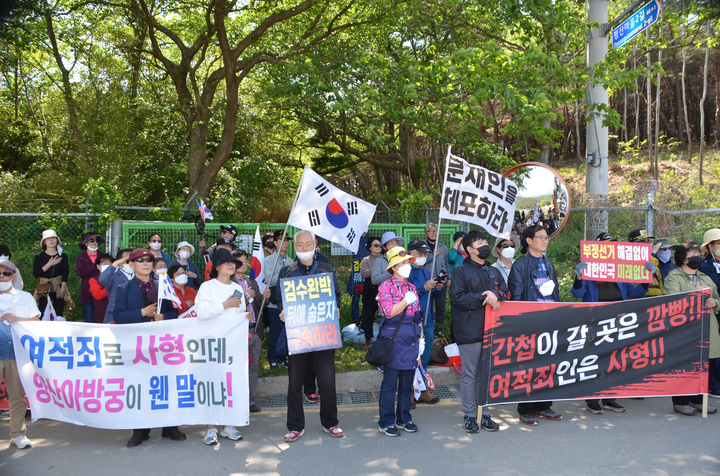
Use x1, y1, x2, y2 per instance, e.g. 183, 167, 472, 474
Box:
480, 415, 500, 431
464, 416, 479, 433
161, 427, 187, 441
127, 431, 149, 448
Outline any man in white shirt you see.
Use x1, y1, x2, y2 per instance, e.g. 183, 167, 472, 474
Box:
0, 261, 40, 449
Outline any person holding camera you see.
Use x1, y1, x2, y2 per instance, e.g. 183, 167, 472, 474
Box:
423, 224, 449, 337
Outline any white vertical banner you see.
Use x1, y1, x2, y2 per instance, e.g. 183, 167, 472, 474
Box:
249, 226, 267, 293
287, 167, 376, 254
11, 316, 249, 429
438, 151, 519, 237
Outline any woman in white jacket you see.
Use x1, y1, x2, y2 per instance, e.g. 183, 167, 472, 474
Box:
194, 248, 251, 445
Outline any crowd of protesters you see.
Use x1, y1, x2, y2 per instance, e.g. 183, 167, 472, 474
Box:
1, 222, 718, 450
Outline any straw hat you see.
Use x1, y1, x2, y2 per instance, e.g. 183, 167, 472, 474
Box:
386, 246, 414, 271
701, 229, 720, 253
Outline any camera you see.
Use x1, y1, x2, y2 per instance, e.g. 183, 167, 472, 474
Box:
436, 270, 448, 283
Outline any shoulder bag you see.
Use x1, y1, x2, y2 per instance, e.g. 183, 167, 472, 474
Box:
365, 308, 406, 367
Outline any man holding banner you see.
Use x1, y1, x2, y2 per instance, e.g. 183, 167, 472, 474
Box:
0, 260, 39, 449
278, 230, 343, 442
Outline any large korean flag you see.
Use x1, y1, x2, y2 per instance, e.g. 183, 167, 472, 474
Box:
287, 167, 376, 254
439, 150, 519, 237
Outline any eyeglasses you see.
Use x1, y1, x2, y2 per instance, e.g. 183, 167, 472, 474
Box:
532, 236, 550, 242
499, 243, 515, 249
426, 229, 438, 234
150, 239, 162, 243
0, 271, 13, 277
134, 258, 153, 263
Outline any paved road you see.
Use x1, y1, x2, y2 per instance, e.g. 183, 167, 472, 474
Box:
1, 396, 719, 476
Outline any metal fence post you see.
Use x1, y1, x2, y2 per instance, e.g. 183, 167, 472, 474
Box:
109, 219, 123, 256
646, 180, 657, 236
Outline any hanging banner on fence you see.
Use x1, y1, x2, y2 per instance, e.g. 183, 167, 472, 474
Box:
580, 240, 653, 283
481, 290, 710, 405
287, 167, 376, 254
280, 274, 342, 355
11, 316, 249, 429
439, 152, 518, 237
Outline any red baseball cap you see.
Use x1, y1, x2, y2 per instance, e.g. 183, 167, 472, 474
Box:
128, 249, 153, 261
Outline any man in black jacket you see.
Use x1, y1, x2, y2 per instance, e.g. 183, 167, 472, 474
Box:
450, 230, 509, 433
507, 224, 563, 426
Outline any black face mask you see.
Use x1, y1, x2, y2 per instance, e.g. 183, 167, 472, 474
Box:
476, 245, 491, 260
686, 256, 703, 270
265, 242, 275, 249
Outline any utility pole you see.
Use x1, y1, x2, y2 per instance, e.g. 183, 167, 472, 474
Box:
585, 0, 609, 240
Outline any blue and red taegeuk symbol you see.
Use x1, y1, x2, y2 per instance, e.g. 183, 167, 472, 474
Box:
325, 198, 349, 229
250, 256, 262, 281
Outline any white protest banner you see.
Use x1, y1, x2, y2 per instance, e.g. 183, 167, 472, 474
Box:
11, 315, 248, 429
249, 226, 266, 293
287, 167, 376, 254
439, 152, 518, 237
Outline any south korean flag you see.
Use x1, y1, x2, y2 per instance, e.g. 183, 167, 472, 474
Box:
287, 167, 376, 254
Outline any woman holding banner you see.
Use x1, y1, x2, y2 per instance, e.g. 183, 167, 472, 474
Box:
375, 246, 423, 437
194, 248, 251, 444
663, 241, 720, 416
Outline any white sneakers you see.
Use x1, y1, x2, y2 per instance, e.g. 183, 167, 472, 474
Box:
219, 426, 242, 441
10, 435, 32, 449
205, 426, 242, 445
204, 428, 218, 445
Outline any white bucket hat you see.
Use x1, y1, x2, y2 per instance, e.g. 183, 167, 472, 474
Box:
175, 241, 196, 256
41, 229, 61, 246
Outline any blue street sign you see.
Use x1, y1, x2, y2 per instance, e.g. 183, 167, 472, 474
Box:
611, 0, 662, 48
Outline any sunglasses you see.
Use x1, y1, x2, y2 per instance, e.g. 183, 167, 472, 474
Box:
87, 238, 98, 243
134, 258, 153, 263
150, 239, 162, 243
0, 271, 13, 277
498, 243, 515, 249
372, 243, 382, 248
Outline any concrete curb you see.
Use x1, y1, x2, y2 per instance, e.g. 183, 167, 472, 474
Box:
257, 366, 460, 397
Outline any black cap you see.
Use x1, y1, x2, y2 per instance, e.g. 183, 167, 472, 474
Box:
453, 231, 466, 242
216, 237, 233, 247
595, 232, 617, 242
220, 225, 238, 237
628, 229, 654, 242
94, 253, 115, 265
407, 239, 429, 253
0, 245, 10, 258
273, 229, 291, 241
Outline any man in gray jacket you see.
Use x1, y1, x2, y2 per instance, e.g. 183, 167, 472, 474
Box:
371, 232, 404, 286
423, 224, 449, 335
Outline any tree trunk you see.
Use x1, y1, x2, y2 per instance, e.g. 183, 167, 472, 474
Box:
699, 22, 711, 186
622, 87, 627, 144
682, 42, 693, 163
654, 36, 662, 179
715, 51, 720, 150
673, 73, 685, 146
634, 47, 640, 149
646, 29, 653, 169
575, 100, 581, 166
536, 119, 552, 164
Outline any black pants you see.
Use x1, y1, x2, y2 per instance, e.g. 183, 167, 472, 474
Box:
361, 280, 378, 341
586, 399, 616, 406
303, 355, 316, 395
287, 349, 338, 431
517, 401, 552, 415
432, 281, 447, 325
39, 293, 65, 317
672, 395, 703, 405
135, 426, 178, 435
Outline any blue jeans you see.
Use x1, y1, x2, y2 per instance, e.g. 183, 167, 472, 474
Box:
82, 303, 94, 323
267, 308, 284, 364
351, 294, 361, 323
420, 326, 433, 386
378, 367, 414, 428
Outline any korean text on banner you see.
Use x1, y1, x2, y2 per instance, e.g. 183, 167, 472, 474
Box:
580, 241, 653, 283
287, 167, 376, 254
480, 290, 710, 406
11, 316, 249, 429
280, 274, 342, 355
439, 153, 518, 237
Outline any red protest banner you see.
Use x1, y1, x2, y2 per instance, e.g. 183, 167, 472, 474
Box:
580, 240, 653, 283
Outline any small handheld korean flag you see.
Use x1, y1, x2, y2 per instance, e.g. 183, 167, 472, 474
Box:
250, 225, 267, 293
196, 199, 214, 223
42, 299, 65, 322
157, 270, 182, 309
287, 167, 376, 254
439, 150, 518, 237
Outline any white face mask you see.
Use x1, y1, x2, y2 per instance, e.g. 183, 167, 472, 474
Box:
174, 274, 188, 285
414, 257, 427, 267
459, 245, 464, 252
87, 246, 99, 252
657, 249, 672, 263
0, 280, 12, 291
179, 250, 191, 260
0, 255, 8, 261
397, 264, 412, 278
501, 247, 516, 259
149, 242, 162, 251
296, 249, 315, 262
57, 245, 63, 256
121, 264, 134, 275
100, 265, 110, 273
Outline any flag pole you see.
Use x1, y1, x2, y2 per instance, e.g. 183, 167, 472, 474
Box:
424, 146, 453, 327
254, 166, 308, 332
